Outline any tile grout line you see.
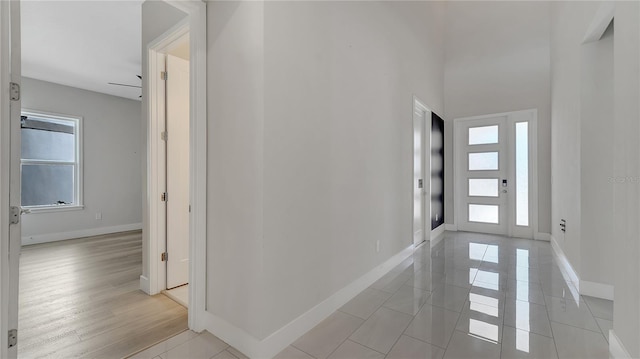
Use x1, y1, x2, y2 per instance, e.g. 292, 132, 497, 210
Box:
542, 263, 563, 359
289, 343, 319, 359
441, 298, 465, 356
544, 295, 609, 335
348, 272, 422, 356
401, 331, 448, 351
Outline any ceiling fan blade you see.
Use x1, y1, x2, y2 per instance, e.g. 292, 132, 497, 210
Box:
108, 82, 142, 88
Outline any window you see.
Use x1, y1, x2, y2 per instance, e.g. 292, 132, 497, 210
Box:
21, 111, 82, 210
515, 122, 529, 226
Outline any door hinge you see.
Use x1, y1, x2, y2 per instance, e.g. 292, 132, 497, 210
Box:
161, 192, 168, 202
161, 252, 168, 261
8, 329, 17, 348
161, 71, 168, 80
9, 206, 20, 225
10, 82, 20, 101
161, 131, 167, 141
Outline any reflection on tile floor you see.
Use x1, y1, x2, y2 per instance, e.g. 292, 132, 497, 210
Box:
278, 232, 613, 359
132, 231, 613, 359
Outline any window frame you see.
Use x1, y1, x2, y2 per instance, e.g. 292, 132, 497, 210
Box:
20, 109, 84, 213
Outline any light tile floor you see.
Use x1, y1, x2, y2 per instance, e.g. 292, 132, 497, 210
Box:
130, 231, 613, 359
128, 330, 247, 359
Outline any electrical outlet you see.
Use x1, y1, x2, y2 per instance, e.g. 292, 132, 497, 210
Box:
376, 240, 380, 253
95, 212, 102, 220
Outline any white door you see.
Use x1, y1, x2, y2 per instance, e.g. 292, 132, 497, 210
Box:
1, 0, 21, 357
413, 98, 431, 245
457, 117, 508, 235
455, 110, 535, 238
165, 54, 190, 289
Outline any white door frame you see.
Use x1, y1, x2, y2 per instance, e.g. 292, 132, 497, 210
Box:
453, 109, 539, 239
145, 1, 207, 332
0, 0, 20, 357
412, 96, 431, 246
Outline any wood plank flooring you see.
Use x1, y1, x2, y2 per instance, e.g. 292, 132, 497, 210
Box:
18, 231, 188, 359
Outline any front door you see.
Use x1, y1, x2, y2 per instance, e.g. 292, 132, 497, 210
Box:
455, 110, 535, 238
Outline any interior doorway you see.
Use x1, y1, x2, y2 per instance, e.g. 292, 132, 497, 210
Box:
413, 97, 430, 246
413, 97, 447, 246
454, 109, 538, 238
143, 0, 207, 333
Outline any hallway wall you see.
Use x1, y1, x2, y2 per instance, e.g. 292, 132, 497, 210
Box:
260, 1, 445, 339
549, 0, 617, 297
580, 20, 614, 290
611, 2, 640, 356
206, 0, 445, 353
551, 1, 640, 356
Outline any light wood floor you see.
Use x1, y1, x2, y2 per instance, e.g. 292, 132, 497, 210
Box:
18, 231, 188, 359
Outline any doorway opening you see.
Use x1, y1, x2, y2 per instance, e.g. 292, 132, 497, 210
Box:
453, 109, 538, 239
143, 0, 207, 334
412, 97, 429, 246
412, 96, 446, 247
1, 1, 207, 357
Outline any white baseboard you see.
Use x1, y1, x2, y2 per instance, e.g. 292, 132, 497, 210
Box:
140, 275, 150, 294
22, 223, 142, 246
550, 235, 581, 303
609, 329, 632, 359
549, 236, 615, 301
445, 224, 457, 231
202, 245, 416, 359
580, 280, 614, 301
431, 224, 445, 239
430, 225, 445, 248
534, 232, 551, 241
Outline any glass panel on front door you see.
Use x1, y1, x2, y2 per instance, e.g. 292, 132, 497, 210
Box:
468, 178, 499, 197
468, 204, 499, 224
468, 152, 499, 171
468, 125, 499, 145
516, 122, 529, 226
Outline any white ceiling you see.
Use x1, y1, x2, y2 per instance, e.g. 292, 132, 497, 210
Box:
21, 1, 143, 101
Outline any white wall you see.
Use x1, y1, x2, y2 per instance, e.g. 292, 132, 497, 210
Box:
261, 1, 445, 338
206, 0, 444, 348
140, 0, 187, 283
206, 0, 265, 339
611, 1, 640, 357
20, 77, 142, 243
550, 1, 593, 278
551, 1, 640, 355
580, 22, 614, 288
443, 1, 552, 234
550, 1, 618, 293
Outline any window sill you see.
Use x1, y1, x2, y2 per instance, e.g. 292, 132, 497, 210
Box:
23, 205, 84, 214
